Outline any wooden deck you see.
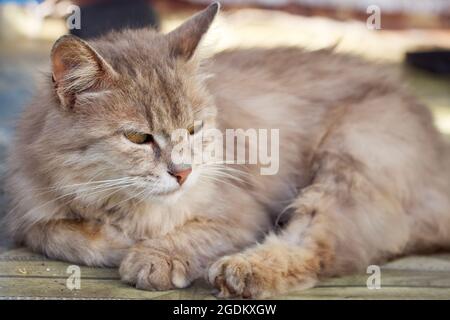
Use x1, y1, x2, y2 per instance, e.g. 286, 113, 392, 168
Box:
1, 239, 450, 299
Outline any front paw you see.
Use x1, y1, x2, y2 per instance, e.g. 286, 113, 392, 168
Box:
208, 254, 266, 298
208, 252, 317, 299
119, 245, 191, 291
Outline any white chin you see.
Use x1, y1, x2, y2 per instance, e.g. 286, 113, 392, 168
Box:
152, 189, 184, 204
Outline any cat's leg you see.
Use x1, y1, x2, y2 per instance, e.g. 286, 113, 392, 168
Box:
23, 219, 133, 267
119, 214, 268, 291
208, 151, 413, 298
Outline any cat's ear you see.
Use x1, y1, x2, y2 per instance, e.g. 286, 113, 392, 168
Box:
51, 35, 118, 109
167, 2, 220, 61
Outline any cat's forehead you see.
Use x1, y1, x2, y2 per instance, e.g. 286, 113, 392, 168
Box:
124, 68, 194, 133
91, 31, 204, 132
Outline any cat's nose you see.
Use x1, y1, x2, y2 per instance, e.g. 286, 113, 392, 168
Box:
168, 166, 192, 186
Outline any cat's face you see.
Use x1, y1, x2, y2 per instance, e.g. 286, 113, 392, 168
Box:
47, 4, 220, 202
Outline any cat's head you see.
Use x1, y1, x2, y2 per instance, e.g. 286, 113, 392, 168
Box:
45, 3, 220, 202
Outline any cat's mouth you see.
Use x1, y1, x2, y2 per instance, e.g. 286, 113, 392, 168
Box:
149, 176, 195, 199
131, 169, 196, 199
152, 188, 180, 196
139, 179, 185, 198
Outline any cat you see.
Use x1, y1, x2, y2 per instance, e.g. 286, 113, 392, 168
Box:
4, 2, 450, 298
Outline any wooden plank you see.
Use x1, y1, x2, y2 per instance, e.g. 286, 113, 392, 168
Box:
0, 267, 449, 299
0, 247, 47, 262
2, 245, 450, 268
1, 276, 449, 300
280, 286, 450, 300
383, 254, 450, 272
2, 259, 450, 288
1, 244, 450, 299
0, 260, 119, 279
152, 280, 216, 300
0, 277, 175, 300
320, 269, 450, 288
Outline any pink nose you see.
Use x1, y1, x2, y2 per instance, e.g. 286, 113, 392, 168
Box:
168, 167, 192, 186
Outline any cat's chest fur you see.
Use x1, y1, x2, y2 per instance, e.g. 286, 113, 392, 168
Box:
119, 202, 192, 238
76, 181, 217, 239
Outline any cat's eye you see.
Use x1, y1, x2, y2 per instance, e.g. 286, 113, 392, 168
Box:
124, 132, 153, 144
187, 122, 203, 135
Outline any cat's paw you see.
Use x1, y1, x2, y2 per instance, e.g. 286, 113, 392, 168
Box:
208, 251, 317, 299
119, 245, 191, 291
208, 254, 267, 299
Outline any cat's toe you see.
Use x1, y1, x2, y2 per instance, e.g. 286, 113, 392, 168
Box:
208, 254, 260, 299
139, 255, 174, 290
171, 259, 191, 288
120, 249, 173, 290
120, 247, 192, 291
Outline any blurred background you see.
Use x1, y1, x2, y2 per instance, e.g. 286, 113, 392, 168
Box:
0, 0, 449, 178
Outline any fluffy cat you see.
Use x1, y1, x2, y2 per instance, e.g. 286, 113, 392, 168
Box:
4, 3, 450, 298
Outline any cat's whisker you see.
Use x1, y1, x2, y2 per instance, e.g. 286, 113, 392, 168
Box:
41, 184, 137, 219
72, 182, 140, 210
14, 176, 144, 221
20, 180, 138, 218
30, 175, 131, 193
72, 181, 137, 200
204, 165, 248, 176
198, 175, 241, 190
200, 162, 251, 177
10, 177, 136, 212
202, 172, 245, 184
52, 177, 135, 191
200, 168, 249, 185
63, 179, 142, 208
135, 186, 156, 205
200, 164, 247, 173
112, 183, 149, 208
199, 160, 246, 166
70, 178, 139, 194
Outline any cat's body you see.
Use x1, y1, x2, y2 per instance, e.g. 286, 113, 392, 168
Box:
4, 4, 450, 297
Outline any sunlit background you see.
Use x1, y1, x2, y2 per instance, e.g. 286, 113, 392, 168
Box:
0, 0, 449, 173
